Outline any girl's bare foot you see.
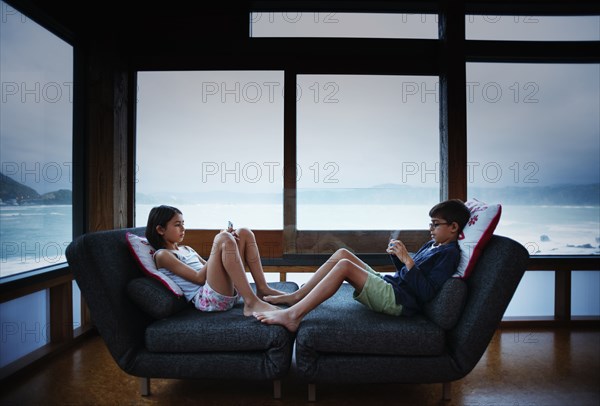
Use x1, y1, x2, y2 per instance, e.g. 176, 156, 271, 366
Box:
243, 299, 280, 317
253, 309, 301, 333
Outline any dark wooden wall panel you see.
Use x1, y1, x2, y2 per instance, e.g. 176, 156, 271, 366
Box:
86, 39, 131, 232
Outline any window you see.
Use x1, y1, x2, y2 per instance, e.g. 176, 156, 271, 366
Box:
0, 290, 49, 368
466, 15, 600, 41
72, 280, 81, 330
135, 71, 284, 229
466, 63, 600, 256
297, 74, 439, 230
572, 271, 600, 316
505, 271, 555, 317
0, 0, 73, 278
250, 12, 438, 38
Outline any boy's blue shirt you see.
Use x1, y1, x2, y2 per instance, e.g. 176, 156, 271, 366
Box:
383, 239, 461, 316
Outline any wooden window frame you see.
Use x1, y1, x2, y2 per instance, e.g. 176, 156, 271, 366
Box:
2, 0, 598, 382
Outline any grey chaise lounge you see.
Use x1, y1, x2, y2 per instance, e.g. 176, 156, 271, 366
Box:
67, 226, 527, 401
294, 235, 529, 401
66, 227, 298, 398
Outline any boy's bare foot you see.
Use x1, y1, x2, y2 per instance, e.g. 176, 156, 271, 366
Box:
262, 292, 300, 306
256, 285, 286, 299
243, 300, 280, 317
253, 309, 301, 333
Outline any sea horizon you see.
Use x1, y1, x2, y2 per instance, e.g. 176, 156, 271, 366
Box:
1, 203, 599, 316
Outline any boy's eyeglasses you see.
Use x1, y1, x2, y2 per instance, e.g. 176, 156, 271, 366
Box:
429, 222, 449, 229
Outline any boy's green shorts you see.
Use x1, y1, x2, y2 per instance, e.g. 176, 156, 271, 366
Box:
353, 265, 403, 316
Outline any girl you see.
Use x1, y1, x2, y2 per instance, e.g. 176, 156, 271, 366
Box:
146, 205, 283, 316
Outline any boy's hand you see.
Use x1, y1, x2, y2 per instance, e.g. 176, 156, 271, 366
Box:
387, 239, 415, 270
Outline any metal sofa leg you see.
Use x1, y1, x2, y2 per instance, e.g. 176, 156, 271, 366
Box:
273, 380, 282, 399
442, 381, 452, 401
308, 383, 316, 402
140, 377, 151, 396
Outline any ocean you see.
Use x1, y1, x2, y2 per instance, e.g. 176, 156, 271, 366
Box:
135, 203, 600, 256
1, 205, 72, 277
1, 203, 599, 316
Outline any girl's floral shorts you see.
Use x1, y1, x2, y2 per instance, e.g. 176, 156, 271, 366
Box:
193, 282, 239, 312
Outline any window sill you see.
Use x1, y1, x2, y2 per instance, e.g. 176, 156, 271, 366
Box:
0, 263, 72, 303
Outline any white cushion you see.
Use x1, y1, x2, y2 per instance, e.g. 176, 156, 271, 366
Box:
454, 198, 502, 279
125, 232, 183, 296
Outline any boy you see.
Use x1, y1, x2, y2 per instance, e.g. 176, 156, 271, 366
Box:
254, 199, 471, 332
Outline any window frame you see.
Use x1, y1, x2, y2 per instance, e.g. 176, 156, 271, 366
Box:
128, 3, 600, 258
250, 2, 599, 326
0, 0, 88, 380
0, 0, 84, 283
1, 0, 598, 381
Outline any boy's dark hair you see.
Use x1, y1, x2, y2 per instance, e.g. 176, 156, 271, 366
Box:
145, 205, 182, 249
429, 199, 471, 233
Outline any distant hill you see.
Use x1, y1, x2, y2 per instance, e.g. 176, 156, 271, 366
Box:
470, 184, 600, 206
136, 183, 600, 206
0, 172, 71, 205
0, 172, 40, 202
4, 168, 597, 207
40, 189, 72, 204
296, 183, 600, 206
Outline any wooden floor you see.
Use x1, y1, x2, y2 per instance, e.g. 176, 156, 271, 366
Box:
0, 327, 599, 405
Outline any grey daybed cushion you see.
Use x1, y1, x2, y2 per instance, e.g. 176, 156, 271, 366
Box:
422, 277, 468, 329
127, 277, 190, 319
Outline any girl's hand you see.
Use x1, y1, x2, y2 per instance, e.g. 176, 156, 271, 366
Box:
386, 239, 415, 270
221, 227, 240, 242
196, 263, 208, 285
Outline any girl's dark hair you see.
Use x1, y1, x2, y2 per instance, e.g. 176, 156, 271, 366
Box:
429, 199, 471, 233
145, 205, 182, 249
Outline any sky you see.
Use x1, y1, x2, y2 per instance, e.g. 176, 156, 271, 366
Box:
1, 3, 599, 197
0, 1, 73, 194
